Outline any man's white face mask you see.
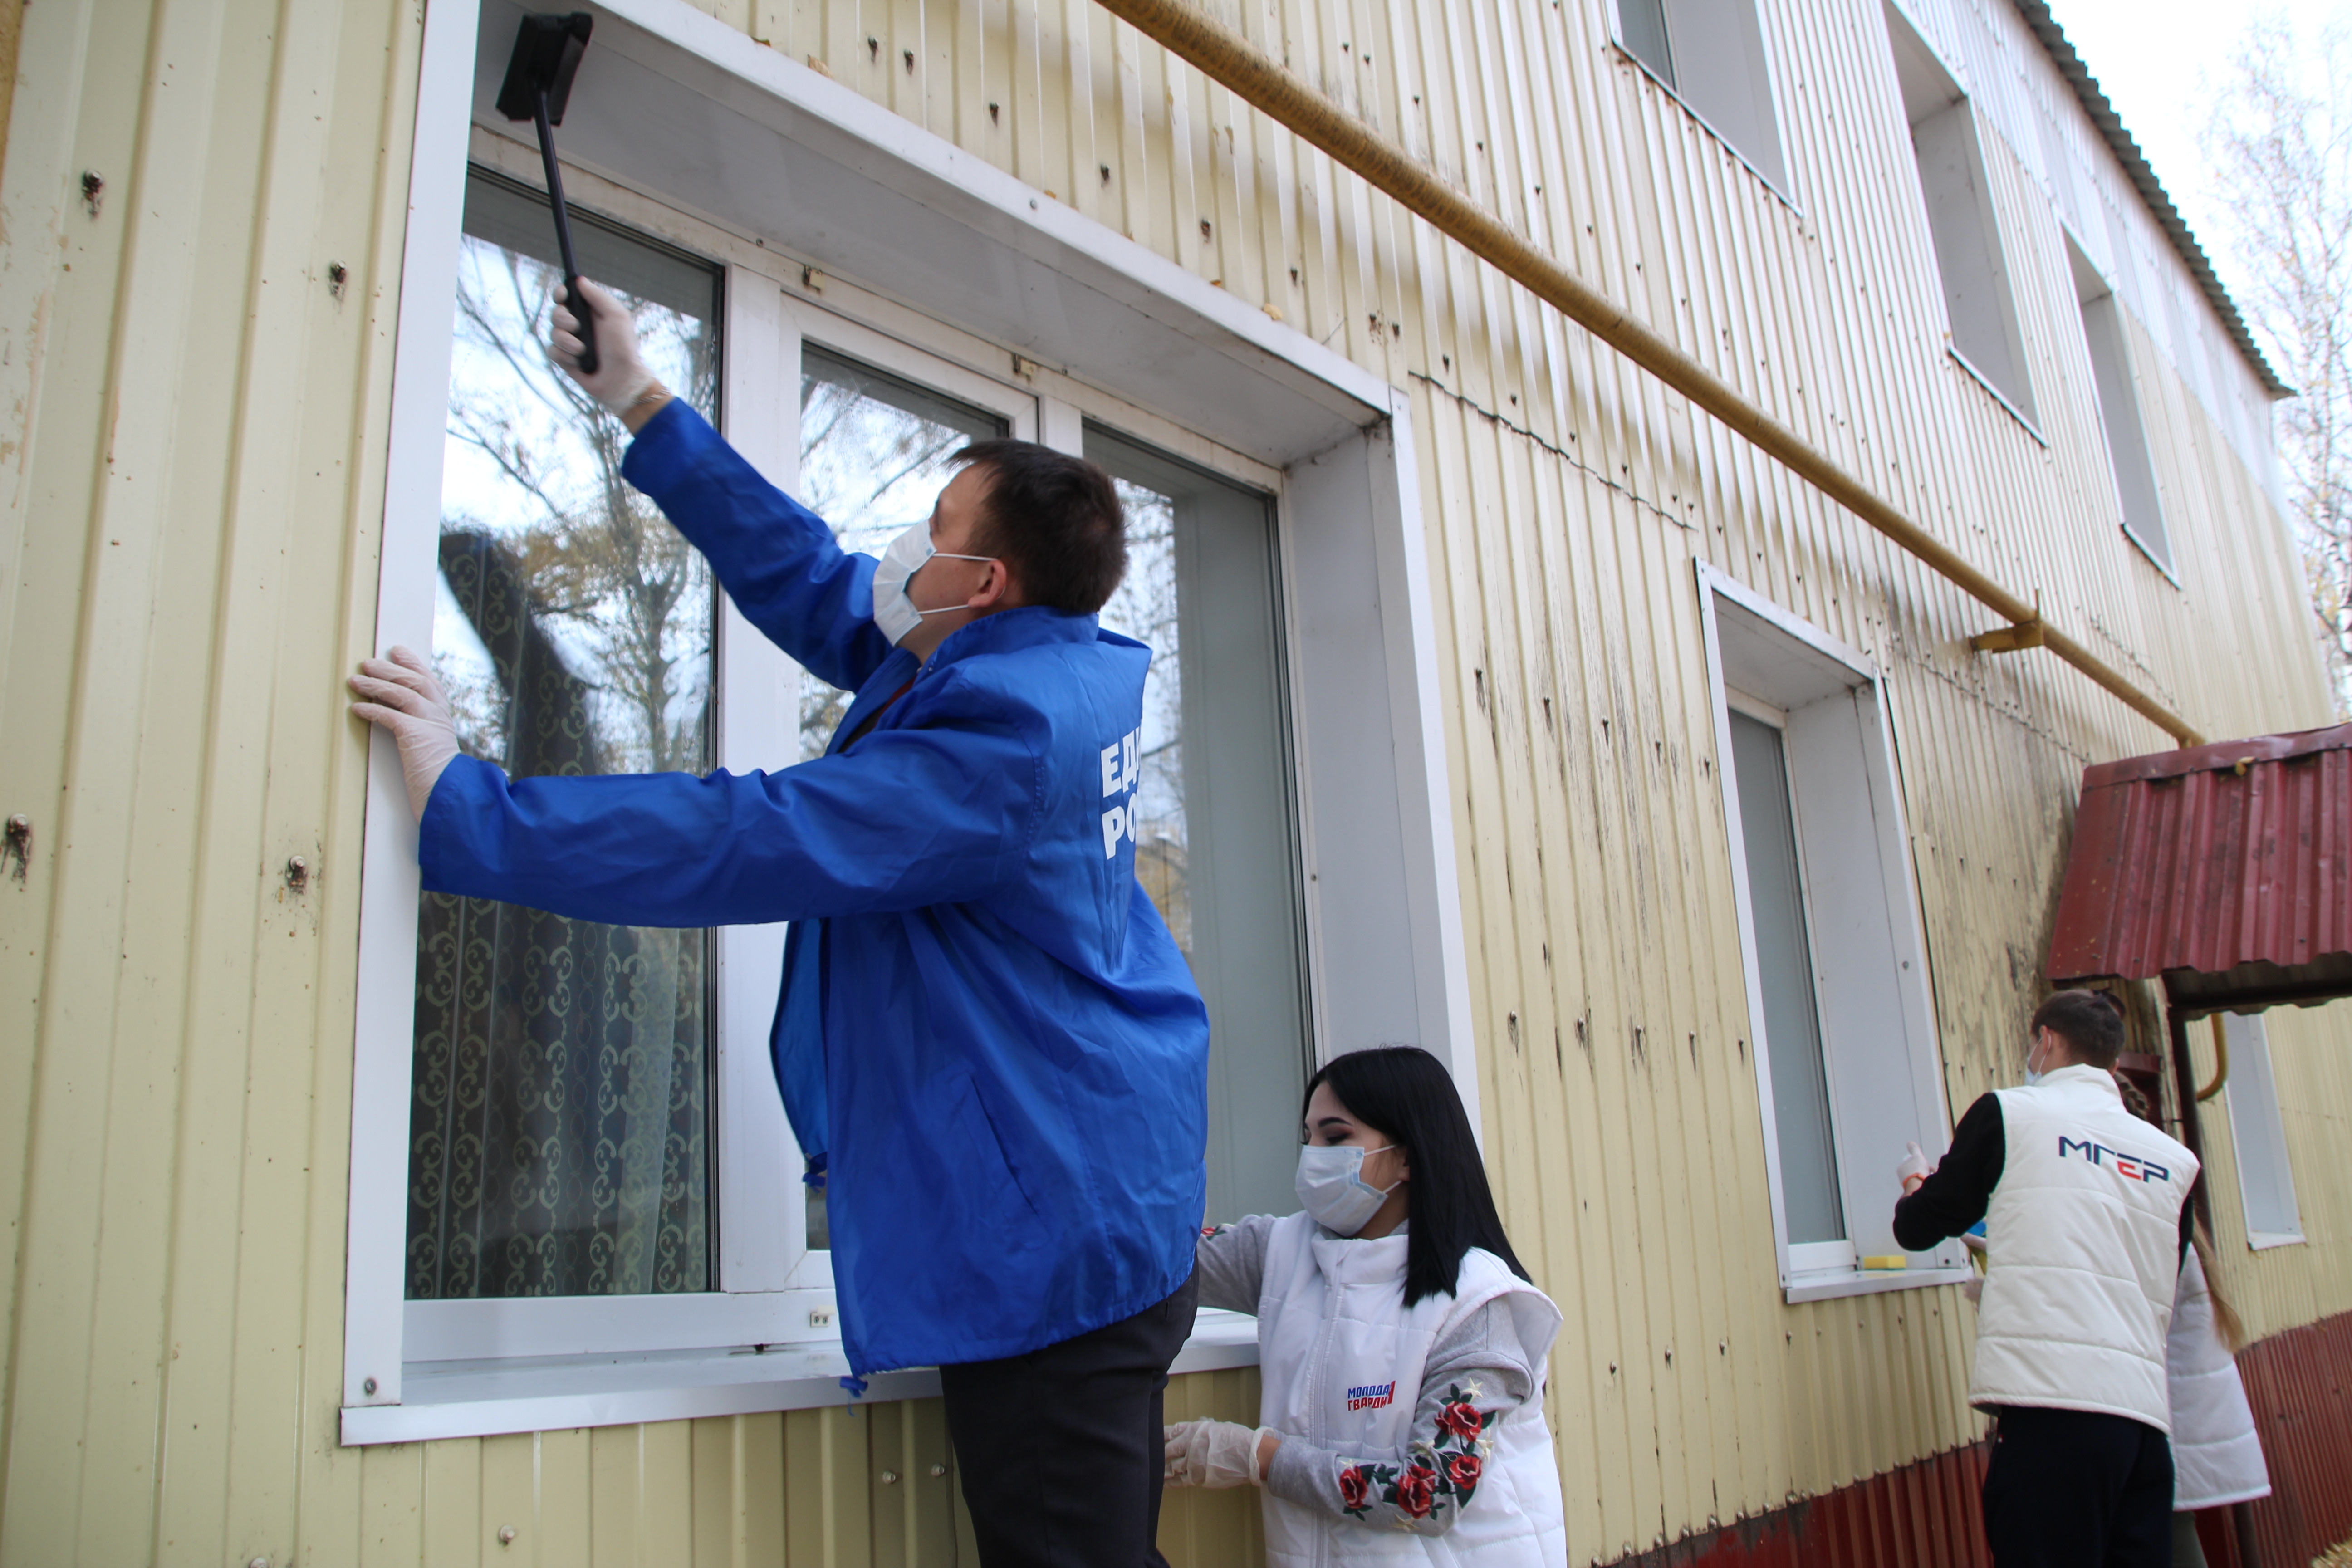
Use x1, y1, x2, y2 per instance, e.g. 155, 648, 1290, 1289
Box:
870, 520, 997, 646
2024, 1029, 2057, 1087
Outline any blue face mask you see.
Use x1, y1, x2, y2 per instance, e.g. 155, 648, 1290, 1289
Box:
1295, 1143, 1402, 1236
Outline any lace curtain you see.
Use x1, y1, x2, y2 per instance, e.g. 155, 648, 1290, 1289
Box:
406, 176, 720, 1299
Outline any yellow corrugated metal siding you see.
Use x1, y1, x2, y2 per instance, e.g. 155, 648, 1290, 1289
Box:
0, 0, 2346, 1561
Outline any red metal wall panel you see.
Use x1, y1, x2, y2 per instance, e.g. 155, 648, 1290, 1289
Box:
2049, 725, 2352, 985
2239, 1307, 2352, 1567
1595, 1303, 2352, 1568
1609, 1444, 1993, 1568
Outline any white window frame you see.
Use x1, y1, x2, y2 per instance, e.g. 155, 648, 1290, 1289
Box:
2219, 1013, 2305, 1250
1882, 3, 2043, 441
1698, 564, 1970, 1303
2063, 231, 2176, 581
1606, 0, 1798, 205
343, 0, 1474, 1444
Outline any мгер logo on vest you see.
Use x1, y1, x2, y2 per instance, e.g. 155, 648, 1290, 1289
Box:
2058, 1136, 2171, 1183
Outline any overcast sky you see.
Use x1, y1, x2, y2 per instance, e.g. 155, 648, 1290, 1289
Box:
2038, 0, 2350, 302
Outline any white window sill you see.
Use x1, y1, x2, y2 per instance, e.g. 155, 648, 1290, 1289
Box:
2248, 1230, 2306, 1252
340, 1308, 1262, 1446
1782, 1265, 1974, 1304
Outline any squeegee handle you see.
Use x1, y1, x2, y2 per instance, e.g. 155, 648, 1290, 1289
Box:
533, 90, 598, 376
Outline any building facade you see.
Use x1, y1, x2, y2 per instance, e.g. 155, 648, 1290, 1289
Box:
0, 0, 2346, 1560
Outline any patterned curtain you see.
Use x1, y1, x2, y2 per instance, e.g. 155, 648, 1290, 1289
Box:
405, 532, 711, 1298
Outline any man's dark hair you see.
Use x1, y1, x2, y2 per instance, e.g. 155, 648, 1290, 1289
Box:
951, 440, 1127, 614
1303, 1046, 1530, 1305
2031, 988, 2125, 1068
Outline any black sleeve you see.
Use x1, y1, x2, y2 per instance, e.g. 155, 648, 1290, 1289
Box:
1893, 1093, 2005, 1251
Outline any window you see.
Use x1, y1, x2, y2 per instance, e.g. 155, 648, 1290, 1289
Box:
1088, 429, 1310, 1223
411, 170, 725, 1302
1885, 4, 2038, 424
781, 344, 1019, 1252
795, 349, 1010, 763
2066, 236, 2171, 571
2220, 1013, 2304, 1247
1700, 565, 1965, 1298
344, 0, 1470, 1439
1613, 0, 1791, 194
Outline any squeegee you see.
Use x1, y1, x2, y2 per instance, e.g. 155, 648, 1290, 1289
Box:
496, 12, 600, 373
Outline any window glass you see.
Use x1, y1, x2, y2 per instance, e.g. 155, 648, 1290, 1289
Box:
406, 169, 723, 1300
2221, 1013, 2304, 1244
1727, 710, 1845, 1245
793, 348, 1008, 1245
1886, 5, 2037, 421
1089, 427, 1310, 1225
796, 347, 1009, 760
1615, 0, 1789, 192
2068, 239, 2171, 569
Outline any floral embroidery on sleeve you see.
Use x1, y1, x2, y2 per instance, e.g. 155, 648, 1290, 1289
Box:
1337, 1382, 1493, 1526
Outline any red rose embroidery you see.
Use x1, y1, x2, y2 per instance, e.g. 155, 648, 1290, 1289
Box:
1396, 1464, 1438, 1518
1437, 1401, 1484, 1442
1446, 1452, 1484, 1492
1339, 1466, 1371, 1511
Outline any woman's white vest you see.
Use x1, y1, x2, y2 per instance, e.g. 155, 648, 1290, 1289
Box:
1971, 1067, 2198, 1431
1254, 1212, 1568, 1567
2167, 1246, 2271, 1509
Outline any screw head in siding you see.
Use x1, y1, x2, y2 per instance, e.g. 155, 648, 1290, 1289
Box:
3, 815, 29, 882
500, 1525, 519, 1544
328, 262, 348, 300
930, 1462, 947, 1478
363, 1376, 378, 1396
81, 171, 104, 216
881, 1469, 901, 1485
250, 1557, 270, 1568
285, 855, 310, 893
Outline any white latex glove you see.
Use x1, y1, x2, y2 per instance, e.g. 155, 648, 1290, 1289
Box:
1896, 1140, 1931, 1196
1163, 1419, 1271, 1489
348, 646, 461, 822
550, 278, 661, 418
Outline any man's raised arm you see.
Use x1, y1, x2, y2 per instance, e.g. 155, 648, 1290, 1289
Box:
557, 279, 897, 695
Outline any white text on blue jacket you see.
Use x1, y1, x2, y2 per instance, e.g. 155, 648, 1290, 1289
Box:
1100, 730, 1142, 857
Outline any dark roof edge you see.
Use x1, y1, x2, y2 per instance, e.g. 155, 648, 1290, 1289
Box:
2011, 0, 2293, 397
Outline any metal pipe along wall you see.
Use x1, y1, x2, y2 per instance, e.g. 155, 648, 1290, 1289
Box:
1090, 0, 2208, 748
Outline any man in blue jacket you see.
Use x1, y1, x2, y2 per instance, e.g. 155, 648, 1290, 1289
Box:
351, 281, 1209, 1566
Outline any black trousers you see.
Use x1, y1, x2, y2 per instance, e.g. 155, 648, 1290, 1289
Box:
1981, 1406, 2174, 1568
939, 1269, 1200, 1568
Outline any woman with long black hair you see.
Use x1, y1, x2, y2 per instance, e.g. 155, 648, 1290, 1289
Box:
1163, 1046, 1566, 1564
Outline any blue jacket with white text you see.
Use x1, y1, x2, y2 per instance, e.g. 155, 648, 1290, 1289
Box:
418, 400, 1210, 1377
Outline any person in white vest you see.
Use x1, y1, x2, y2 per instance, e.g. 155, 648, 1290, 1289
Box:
1892, 989, 2198, 1568
1161, 1046, 1567, 1565
2166, 1230, 2269, 1566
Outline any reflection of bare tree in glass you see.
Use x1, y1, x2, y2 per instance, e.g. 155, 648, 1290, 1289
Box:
407, 231, 720, 1301
793, 365, 996, 758
443, 244, 716, 774
1099, 481, 1190, 947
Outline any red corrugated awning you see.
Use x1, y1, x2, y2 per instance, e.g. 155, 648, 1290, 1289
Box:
2048, 723, 2352, 1010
